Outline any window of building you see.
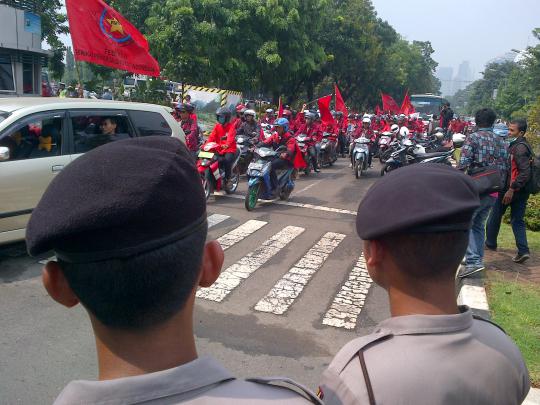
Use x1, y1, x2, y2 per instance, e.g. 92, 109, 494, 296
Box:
0, 57, 15, 92
23, 62, 34, 94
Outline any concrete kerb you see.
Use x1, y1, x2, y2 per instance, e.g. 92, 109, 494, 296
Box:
457, 277, 539, 403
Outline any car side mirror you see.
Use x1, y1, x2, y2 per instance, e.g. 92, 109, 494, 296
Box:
0, 146, 10, 161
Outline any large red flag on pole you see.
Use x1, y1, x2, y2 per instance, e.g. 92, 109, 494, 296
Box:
317, 95, 335, 126
400, 90, 416, 115
66, 0, 160, 76
375, 105, 382, 115
334, 84, 348, 128
381, 92, 400, 114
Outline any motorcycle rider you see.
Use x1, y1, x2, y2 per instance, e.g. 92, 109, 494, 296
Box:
351, 117, 375, 167
206, 108, 237, 186
335, 111, 347, 157
295, 111, 321, 173
261, 118, 304, 194
232, 104, 247, 131
236, 109, 259, 139
260, 108, 276, 125
176, 103, 199, 158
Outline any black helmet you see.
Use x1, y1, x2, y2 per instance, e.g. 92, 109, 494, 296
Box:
185, 103, 195, 113
216, 107, 232, 123
175, 103, 189, 112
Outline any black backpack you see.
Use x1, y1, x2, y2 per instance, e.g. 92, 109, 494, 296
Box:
517, 142, 540, 194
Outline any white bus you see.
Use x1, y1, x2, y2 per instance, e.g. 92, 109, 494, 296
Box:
410, 94, 449, 118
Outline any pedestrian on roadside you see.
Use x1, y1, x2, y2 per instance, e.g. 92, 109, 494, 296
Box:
317, 164, 530, 405
457, 108, 509, 278
486, 118, 532, 263
25, 137, 320, 405
440, 102, 454, 139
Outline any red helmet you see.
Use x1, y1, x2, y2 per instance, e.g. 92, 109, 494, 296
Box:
282, 109, 292, 117
236, 104, 246, 113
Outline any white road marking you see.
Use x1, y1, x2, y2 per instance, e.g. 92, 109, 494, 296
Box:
217, 220, 267, 251
457, 281, 489, 311
196, 226, 305, 302
296, 180, 321, 194
207, 214, 230, 228
322, 254, 373, 329
218, 194, 357, 216
254, 232, 346, 314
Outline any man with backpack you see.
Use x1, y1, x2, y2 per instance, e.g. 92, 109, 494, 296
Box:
486, 119, 536, 263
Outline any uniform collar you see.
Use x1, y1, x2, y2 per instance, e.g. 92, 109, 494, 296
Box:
53, 356, 235, 405
375, 306, 473, 336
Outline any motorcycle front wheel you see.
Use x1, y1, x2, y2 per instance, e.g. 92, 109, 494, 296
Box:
201, 171, 212, 200
381, 163, 398, 176
355, 159, 363, 179
279, 185, 292, 201
245, 183, 260, 211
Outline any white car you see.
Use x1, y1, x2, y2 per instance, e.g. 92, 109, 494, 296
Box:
0, 98, 185, 246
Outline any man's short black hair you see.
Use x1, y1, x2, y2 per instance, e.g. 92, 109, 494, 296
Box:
475, 108, 497, 128
510, 118, 528, 134
58, 226, 206, 331
380, 231, 469, 278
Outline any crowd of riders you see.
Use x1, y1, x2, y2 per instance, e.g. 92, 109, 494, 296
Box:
172, 97, 475, 190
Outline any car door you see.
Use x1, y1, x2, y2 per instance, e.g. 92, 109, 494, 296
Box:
0, 111, 70, 234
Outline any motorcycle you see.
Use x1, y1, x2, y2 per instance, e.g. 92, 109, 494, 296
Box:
381, 139, 455, 176
197, 142, 241, 199
296, 134, 315, 175
377, 132, 393, 162
318, 132, 338, 167
244, 146, 295, 211
235, 134, 255, 175
352, 137, 371, 179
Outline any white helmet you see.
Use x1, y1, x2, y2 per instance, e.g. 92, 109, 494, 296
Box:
399, 127, 410, 137
362, 117, 371, 124
391, 124, 399, 133
434, 131, 444, 140
265, 108, 274, 114
244, 109, 256, 118
403, 139, 414, 146
453, 133, 466, 143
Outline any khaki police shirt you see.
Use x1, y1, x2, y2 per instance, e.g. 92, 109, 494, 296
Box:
319, 306, 530, 405
53, 356, 320, 404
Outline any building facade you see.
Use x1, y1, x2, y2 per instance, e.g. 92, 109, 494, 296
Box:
0, 0, 48, 97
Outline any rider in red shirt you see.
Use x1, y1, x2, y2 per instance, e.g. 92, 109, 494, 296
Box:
206, 108, 237, 184
295, 111, 321, 172
176, 103, 199, 157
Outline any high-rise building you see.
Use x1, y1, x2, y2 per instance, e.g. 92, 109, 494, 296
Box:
436, 67, 453, 96
0, 0, 48, 97
451, 61, 473, 95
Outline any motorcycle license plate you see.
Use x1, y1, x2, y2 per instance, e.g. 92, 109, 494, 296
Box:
198, 151, 214, 159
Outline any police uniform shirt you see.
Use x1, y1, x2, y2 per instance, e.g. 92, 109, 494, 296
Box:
318, 306, 530, 405
54, 356, 320, 404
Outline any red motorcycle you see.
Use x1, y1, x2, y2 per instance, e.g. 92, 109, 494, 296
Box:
197, 142, 240, 200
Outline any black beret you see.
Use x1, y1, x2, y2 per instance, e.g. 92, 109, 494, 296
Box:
356, 164, 480, 240
26, 136, 206, 263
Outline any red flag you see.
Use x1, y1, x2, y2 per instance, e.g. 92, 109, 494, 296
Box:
375, 105, 382, 115
66, 0, 160, 76
400, 90, 416, 115
317, 95, 335, 126
278, 97, 283, 118
334, 84, 348, 128
381, 93, 400, 114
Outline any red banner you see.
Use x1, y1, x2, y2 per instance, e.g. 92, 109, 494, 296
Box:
318, 95, 335, 126
278, 97, 283, 118
334, 84, 348, 128
375, 105, 382, 115
66, 0, 160, 76
400, 90, 416, 115
381, 93, 400, 114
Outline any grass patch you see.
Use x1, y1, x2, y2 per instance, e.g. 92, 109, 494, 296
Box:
497, 222, 540, 251
486, 272, 540, 387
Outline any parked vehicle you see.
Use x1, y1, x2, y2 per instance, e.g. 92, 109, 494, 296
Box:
244, 146, 294, 211
0, 98, 185, 246
381, 139, 454, 175
197, 142, 241, 200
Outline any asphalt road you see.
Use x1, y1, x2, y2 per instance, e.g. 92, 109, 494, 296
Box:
0, 157, 390, 404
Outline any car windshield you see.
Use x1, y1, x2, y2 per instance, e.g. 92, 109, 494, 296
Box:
410, 96, 443, 116
0, 111, 8, 124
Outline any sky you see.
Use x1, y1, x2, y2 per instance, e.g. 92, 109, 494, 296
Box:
371, 0, 540, 79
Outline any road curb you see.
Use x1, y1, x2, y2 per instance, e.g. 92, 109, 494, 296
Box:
457, 278, 539, 404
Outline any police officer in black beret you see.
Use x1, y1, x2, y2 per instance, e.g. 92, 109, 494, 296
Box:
26, 137, 319, 404
318, 164, 530, 405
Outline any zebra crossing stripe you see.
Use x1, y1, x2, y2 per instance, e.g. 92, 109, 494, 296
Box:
196, 226, 305, 302
322, 254, 373, 329
217, 220, 267, 251
207, 214, 230, 228
254, 232, 346, 315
